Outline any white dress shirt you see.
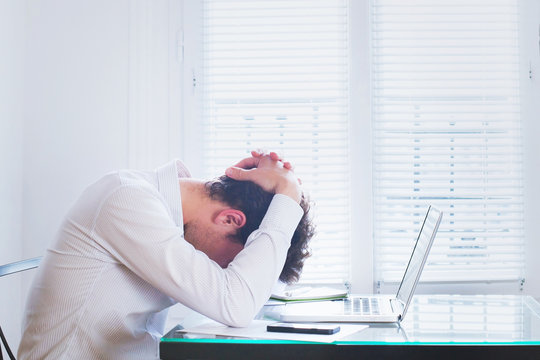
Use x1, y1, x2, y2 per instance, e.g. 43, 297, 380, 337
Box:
18, 160, 302, 360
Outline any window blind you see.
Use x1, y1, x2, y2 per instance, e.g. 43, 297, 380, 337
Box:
372, 0, 524, 283
201, 0, 351, 283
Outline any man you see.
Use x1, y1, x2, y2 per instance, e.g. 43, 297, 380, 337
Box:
18, 151, 312, 360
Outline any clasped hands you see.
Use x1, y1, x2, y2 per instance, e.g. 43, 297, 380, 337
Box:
225, 150, 303, 203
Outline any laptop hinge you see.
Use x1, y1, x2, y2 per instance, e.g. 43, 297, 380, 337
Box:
390, 298, 405, 321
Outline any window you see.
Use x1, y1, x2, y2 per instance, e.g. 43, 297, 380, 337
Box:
371, 0, 524, 284
183, 0, 529, 292
200, 0, 351, 283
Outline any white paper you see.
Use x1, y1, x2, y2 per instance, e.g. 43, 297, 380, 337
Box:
177, 320, 367, 344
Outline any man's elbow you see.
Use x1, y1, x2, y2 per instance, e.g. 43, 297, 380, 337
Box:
223, 311, 255, 328
228, 318, 253, 328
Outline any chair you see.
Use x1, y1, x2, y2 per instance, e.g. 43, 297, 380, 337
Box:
0, 257, 42, 360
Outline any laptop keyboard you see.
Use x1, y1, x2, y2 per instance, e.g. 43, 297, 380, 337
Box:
344, 297, 381, 315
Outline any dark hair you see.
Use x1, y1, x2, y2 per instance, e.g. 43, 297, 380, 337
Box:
205, 175, 314, 284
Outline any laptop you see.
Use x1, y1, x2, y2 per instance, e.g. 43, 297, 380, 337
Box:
274, 205, 443, 323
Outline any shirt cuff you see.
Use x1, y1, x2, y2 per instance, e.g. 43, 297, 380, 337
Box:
247, 194, 303, 246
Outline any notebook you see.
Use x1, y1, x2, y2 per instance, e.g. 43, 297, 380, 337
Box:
270, 286, 348, 302
274, 205, 443, 323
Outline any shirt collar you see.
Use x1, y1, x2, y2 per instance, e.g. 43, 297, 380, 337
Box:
156, 159, 191, 227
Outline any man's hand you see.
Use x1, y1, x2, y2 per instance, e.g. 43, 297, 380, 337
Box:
225, 150, 302, 203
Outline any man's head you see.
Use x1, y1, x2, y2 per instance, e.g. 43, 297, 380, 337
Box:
181, 177, 249, 269
203, 175, 314, 284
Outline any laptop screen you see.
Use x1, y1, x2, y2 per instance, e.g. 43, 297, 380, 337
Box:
396, 206, 442, 307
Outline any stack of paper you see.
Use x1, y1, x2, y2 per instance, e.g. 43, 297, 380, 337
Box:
177, 320, 367, 343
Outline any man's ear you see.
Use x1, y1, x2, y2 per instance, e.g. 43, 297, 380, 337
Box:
215, 209, 246, 229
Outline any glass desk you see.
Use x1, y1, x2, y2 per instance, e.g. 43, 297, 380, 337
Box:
160, 295, 540, 359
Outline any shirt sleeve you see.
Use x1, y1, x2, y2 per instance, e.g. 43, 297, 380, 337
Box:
92, 185, 303, 327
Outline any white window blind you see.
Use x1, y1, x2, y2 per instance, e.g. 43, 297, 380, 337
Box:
201, 0, 351, 283
372, 0, 524, 283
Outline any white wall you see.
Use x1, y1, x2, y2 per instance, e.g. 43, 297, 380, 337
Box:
521, 0, 540, 298
0, 0, 183, 353
0, 1, 26, 357
21, 0, 131, 257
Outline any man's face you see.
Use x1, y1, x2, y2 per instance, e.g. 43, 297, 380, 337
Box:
183, 219, 244, 268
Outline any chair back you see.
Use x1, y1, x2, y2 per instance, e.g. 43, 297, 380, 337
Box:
0, 257, 42, 360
